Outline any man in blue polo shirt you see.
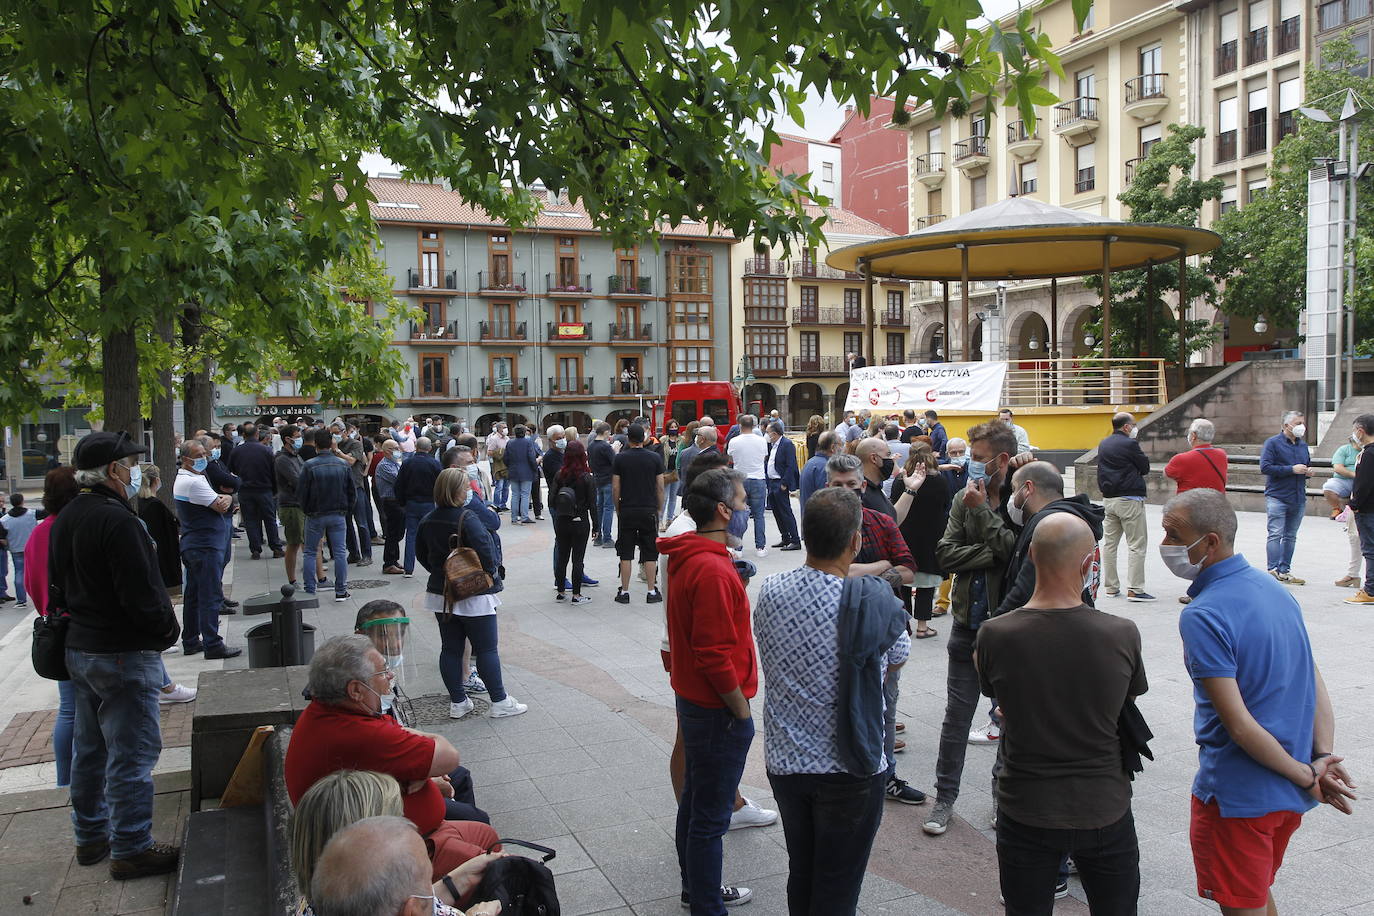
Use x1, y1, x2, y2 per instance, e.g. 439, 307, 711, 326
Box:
174, 440, 241, 659
1258, 410, 1314, 585
1159, 489, 1355, 914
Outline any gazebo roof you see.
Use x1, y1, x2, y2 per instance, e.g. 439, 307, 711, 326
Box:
825, 197, 1221, 281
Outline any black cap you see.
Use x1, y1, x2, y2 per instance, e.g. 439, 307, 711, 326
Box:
73, 431, 146, 470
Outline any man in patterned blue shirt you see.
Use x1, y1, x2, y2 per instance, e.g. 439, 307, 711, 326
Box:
754, 486, 910, 916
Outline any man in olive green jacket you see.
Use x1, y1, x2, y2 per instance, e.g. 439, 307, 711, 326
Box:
922, 420, 1020, 837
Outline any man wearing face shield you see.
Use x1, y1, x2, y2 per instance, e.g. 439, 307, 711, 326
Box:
1259, 410, 1314, 586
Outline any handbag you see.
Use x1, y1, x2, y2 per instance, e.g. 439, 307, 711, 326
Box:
31, 608, 69, 680
443, 509, 493, 610
472, 839, 559, 916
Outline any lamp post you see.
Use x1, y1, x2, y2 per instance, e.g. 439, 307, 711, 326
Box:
733, 356, 755, 416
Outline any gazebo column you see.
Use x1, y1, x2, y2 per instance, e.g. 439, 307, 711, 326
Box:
1050, 277, 1059, 405
1178, 250, 1188, 398
959, 244, 970, 362
942, 281, 951, 361
862, 259, 875, 366
1101, 238, 1114, 361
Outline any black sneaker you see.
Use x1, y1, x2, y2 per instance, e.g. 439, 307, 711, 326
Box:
204, 645, 243, 660
249, 552, 261, 560
111, 842, 179, 880
614, 589, 631, 605
556, 592, 567, 601
646, 589, 663, 604
335, 591, 351, 602
885, 777, 928, 805
75, 841, 109, 865
1055, 879, 1069, 899
680, 886, 753, 908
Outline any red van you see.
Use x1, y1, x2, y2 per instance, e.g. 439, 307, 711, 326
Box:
651, 381, 743, 447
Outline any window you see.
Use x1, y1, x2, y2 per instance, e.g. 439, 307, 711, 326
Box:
1218, 97, 1239, 162
488, 232, 511, 287
489, 302, 514, 338
970, 174, 988, 208
1078, 4, 1094, 30
799, 331, 820, 362
1075, 142, 1096, 192
1246, 88, 1268, 155
616, 247, 638, 287
1220, 185, 1239, 214
1140, 43, 1163, 77
744, 278, 787, 322
556, 236, 579, 288
671, 301, 712, 339
1248, 178, 1268, 202
673, 346, 713, 381
1140, 123, 1163, 158
489, 355, 517, 393
1018, 159, 1038, 194
843, 289, 862, 323
557, 302, 582, 325
1278, 0, 1300, 50
419, 354, 448, 397
927, 127, 942, 153
1247, 0, 1270, 62
746, 329, 787, 372
844, 332, 863, 356
1074, 68, 1096, 100
887, 289, 905, 313
822, 161, 835, 183
616, 304, 640, 334
800, 286, 819, 314
669, 249, 712, 294
555, 355, 583, 391
420, 300, 443, 332
1278, 77, 1301, 139
886, 334, 906, 365
927, 188, 943, 216
1219, 10, 1239, 72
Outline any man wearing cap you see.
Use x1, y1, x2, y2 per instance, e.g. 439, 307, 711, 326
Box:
52, 432, 185, 879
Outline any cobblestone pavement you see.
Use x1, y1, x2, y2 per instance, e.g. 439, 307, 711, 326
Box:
0, 498, 1371, 915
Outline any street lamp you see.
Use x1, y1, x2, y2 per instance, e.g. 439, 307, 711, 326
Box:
733, 356, 755, 413
1084, 334, 1096, 347
1028, 336, 1041, 351
1254, 316, 1269, 335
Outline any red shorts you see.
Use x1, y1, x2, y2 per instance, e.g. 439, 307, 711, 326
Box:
1190, 795, 1303, 909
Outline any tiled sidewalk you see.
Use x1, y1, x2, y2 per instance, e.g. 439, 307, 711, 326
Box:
0, 703, 195, 770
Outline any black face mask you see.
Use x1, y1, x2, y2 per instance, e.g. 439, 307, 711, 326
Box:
880, 458, 895, 480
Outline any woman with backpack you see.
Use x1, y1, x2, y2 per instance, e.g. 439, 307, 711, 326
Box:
552, 440, 596, 605
416, 468, 527, 719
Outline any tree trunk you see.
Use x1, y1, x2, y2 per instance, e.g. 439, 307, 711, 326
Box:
182, 304, 214, 435
151, 313, 176, 508
100, 271, 143, 443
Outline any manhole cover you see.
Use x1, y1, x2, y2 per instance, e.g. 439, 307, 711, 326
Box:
404, 692, 491, 725
346, 578, 389, 589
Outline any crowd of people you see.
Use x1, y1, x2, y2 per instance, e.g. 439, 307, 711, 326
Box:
12, 403, 1362, 916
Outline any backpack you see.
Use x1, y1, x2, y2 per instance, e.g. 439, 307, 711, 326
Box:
442, 510, 492, 610
473, 840, 559, 916
553, 482, 578, 517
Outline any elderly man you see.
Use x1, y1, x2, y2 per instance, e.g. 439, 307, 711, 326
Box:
56, 432, 184, 879
299, 427, 356, 600
1259, 410, 1313, 585
1160, 489, 1355, 913
976, 513, 1148, 913
174, 440, 241, 658
1097, 412, 1154, 602
395, 435, 443, 573
799, 430, 837, 515
998, 409, 1033, 454
754, 487, 910, 916
763, 421, 801, 551
825, 453, 922, 806
374, 439, 406, 575
1165, 418, 1229, 494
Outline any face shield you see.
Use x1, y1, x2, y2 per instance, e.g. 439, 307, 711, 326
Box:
357, 616, 410, 671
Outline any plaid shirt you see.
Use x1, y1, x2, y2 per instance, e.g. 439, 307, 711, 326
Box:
856, 507, 917, 573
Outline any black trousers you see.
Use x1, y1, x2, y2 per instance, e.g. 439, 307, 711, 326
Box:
239, 488, 283, 554
996, 809, 1140, 916
381, 498, 404, 568
553, 516, 591, 593
767, 770, 886, 916
442, 765, 490, 824
531, 474, 543, 515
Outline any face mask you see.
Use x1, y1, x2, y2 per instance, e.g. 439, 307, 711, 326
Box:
210, 447, 221, 461
1006, 484, 1028, 526
192, 457, 209, 473
124, 464, 141, 501
1081, 553, 1096, 595
949, 455, 968, 467
846, 417, 855, 426
967, 459, 988, 482
383, 654, 404, 684
364, 683, 394, 716
465, 465, 481, 481
1292, 424, 1307, 440
727, 506, 749, 538
293, 437, 303, 449
1160, 535, 1208, 580
880, 458, 895, 479
1352, 434, 1360, 445
556, 438, 567, 450
333, 434, 342, 444
1127, 427, 1138, 439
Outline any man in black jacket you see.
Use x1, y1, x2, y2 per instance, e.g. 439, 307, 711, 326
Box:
228, 421, 284, 560
1096, 412, 1154, 602
299, 427, 356, 601
1345, 414, 1374, 604
998, 461, 1106, 614
55, 432, 183, 880
394, 437, 442, 577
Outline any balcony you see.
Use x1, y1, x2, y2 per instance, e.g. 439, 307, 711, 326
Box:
546, 273, 594, 297
883, 356, 907, 366
480, 376, 528, 398
1245, 121, 1268, 156
914, 152, 946, 188
408, 268, 458, 291
478, 320, 528, 341
1245, 28, 1268, 65
1216, 130, 1238, 163
547, 377, 594, 397
791, 307, 861, 326
547, 321, 592, 342
1277, 16, 1300, 53
1006, 121, 1041, 159
608, 322, 654, 342
609, 376, 654, 396
791, 355, 846, 375
607, 275, 653, 296
953, 136, 990, 175
477, 271, 527, 294
1075, 167, 1096, 194
792, 262, 862, 280
880, 310, 906, 328
1125, 157, 1145, 185
410, 377, 459, 399
743, 257, 789, 277
1123, 74, 1169, 120
1216, 40, 1237, 75
915, 214, 947, 230
409, 320, 459, 341
1053, 97, 1099, 139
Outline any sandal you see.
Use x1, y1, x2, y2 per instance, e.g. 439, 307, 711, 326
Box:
916, 627, 939, 639
931, 607, 948, 616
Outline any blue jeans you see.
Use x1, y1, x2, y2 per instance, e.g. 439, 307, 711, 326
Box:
1356, 511, 1374, 593
304, 513, 349, 594
239, 488, 282, 554
65, 649, 164, 858
596, 482, 614, 541
663, 479, 681, 523
55, 678, 76, 788
9, 551, 25, 603
351, 486, 373, 560
511, 480, 533, 522
675, 697, 754, 916
883, 663, 902, 782
434, 611, 506, 703
1265, 496, 1305, 574
743, 478, 768, 549
181, 545, 225, 652
492, 478, 509, 509
403, 502, 435, 574
767, 480, 799, 545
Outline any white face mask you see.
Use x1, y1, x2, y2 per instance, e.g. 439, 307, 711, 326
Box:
1127, 426, 1138, 439
1006, 484, 1029, 526
1291, 423, 1307, 440
1160, 535, 1208, 581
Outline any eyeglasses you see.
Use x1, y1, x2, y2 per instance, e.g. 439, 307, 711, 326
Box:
369, 666, 396, 682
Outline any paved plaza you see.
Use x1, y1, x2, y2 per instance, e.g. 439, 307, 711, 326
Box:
0, 495, 1372, 915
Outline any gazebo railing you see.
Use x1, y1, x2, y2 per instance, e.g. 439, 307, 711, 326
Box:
1001, 358, 1168, 408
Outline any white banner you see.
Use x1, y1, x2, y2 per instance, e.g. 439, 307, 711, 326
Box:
845, 361, 1008, 413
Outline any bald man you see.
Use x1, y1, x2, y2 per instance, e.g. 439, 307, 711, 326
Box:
855, 436, 896, 517
974, 513, 1147, 914
310, 816, 435, 916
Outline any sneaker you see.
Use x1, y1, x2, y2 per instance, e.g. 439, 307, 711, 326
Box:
355, 557, 374, 567
1336, 575, 1361, 588
1126, 590, 1157, 602
1278, 572, 1307, 585
249, 552, 261, 560
884, 777, 927, 805
646, 589, 663, 604
465, 671, 488, 693
0, 595, 13, 604
203, 645, 243, 660
580, 575, 599, 587
449, 699, 475, 719
922, 801, 953, 835
1345, 589, 1374, 604
14, 601, 26, 609
571, 595, 592, 605
489, 696, 529, 718
1055, 880, 1070, 899
556, 592, 567, 601
968, 721, 1001, 744
680, 886, 753, 909
615, 589, 631, 604
780, 542, 801, 551
110, 842, 179, 880
404, 571, 414, 578
755, 547, 768, 558
335, 591, 351, 602
729, 798, 779, 830
560, 578, 574, 591
75, 841, 110, 865
159, 684, 197, 704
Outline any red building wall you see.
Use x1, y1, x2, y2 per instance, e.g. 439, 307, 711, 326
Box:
768, 134, 812, 180
830, 99, 909, 235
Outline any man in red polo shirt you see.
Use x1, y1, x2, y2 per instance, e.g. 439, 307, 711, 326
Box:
1164, 418, 1228, 493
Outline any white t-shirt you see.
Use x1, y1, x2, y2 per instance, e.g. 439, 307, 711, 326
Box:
727, 431, 768, 479
173, 467, 219, 506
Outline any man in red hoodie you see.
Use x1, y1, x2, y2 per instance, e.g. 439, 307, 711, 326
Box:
658, 466, 759, 916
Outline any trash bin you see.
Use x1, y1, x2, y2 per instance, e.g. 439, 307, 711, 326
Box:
242, 584, 319, 669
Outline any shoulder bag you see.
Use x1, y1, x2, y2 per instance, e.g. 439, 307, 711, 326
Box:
443, 509, 493, 610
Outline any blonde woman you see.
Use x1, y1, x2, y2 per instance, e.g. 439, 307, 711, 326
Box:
804, 414, 826, 460
291, 770, 504, 916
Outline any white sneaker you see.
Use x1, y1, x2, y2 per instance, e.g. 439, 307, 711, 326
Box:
729, 798, 779, 830
488, 696, 529, 718
755, 547, 769, 558
967, 722, 1001, 744
158, 683, 197, 704
449, 699, 475, 719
